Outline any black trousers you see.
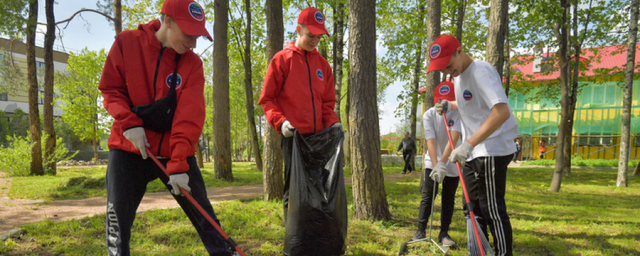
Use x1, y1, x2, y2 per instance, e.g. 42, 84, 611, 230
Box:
282, 136, 294, 221
417, 169, 459, 235
402, 150, 414, 173
462, 155, 513, 256
105, 149, 231, 256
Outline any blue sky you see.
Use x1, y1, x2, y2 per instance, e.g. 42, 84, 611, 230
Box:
34, 0, 402, 134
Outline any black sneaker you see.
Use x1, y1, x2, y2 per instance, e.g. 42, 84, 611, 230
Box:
438, 233, 456, 247
412, 230, 426, 241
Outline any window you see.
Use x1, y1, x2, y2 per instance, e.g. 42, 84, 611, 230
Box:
0, 93, 7, 101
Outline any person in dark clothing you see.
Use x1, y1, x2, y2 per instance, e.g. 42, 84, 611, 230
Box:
397, 132, 417, 174
99, 0, 232, 255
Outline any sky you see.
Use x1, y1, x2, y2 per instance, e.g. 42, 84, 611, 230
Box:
31, 0, 403, 135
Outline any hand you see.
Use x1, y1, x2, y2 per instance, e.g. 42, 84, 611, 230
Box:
449, 141, 474, 168
331, 122, 345, 133
429, 162, 447, 183
435, 99, 451, 115
281, 120, 295, 137
123, 127, 149, 159
167, 173, 191, 196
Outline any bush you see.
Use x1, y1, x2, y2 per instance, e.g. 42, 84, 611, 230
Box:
0, 135, 77, 177
523, 157, 638, 167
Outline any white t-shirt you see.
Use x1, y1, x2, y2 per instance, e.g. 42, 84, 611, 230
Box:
454, 60, 518, 160
422, 108, 461, 177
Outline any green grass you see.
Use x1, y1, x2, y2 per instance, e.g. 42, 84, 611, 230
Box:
3, 167, 639, 255
8, 162, 262, 201
7, 162, 404, 201
522, 158, 639, 167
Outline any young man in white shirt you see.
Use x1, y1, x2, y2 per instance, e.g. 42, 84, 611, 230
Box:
428, 35, 517, 256
413, 81, 461, 247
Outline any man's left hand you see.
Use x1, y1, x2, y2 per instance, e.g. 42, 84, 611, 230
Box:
331, 122, 345, 133
450, 141, 474, 168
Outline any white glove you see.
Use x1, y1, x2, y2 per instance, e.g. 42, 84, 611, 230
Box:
281, 120, 295, 137
123, 127, 149, 159
429, 162, 447, 183
450, 141, 474, 168
434, 100, 451, 115
167, 173, 191, 196
331, 122, 345, 133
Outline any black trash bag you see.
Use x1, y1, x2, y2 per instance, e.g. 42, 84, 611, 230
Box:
284, 127, 348, 256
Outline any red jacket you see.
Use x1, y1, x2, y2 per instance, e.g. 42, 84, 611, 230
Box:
259, 42, 340, 135
99, 20, 205, 174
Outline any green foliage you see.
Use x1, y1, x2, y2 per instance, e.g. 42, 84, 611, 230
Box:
0, 134, 76, 177
55, 48, 112, 151
5, 167, 640, 255
0, 48, 28, 95
0, 0, 28, 38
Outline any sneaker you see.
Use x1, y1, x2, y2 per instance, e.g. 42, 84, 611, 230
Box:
438, 233, 456, 247
412, 230, 426, 241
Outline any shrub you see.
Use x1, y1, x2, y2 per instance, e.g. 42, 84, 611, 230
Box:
0, 135, 77, 176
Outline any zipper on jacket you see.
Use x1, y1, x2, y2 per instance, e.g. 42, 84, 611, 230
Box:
152, 47, 166, 100
157, 133, 166, 157
305, 51, 317, 134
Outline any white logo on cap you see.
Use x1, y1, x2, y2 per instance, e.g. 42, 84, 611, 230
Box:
430, 44, 441, 59
188, 2, 204, 21
314, 11, 325, 24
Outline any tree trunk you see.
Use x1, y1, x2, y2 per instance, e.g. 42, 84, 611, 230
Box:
333, 1, 345, 121
618, 0, 638, 187
242, 0, 262, 172
263, 0, 284, 201
27, 0, 43, 176
43, 0, 56, 174
409, 0, 426, 172
348, 0, 390, 221
422, 0, 442, 190
550, 0, 570, 192
196, 142, 204, 168
504, 18, 511, 97
424, 0, 441, 110
114, 0, 122, 35
213, 0, 233, 180
485, 0, 508, 79
455, 0, 466, 41
634, 161, 640, 177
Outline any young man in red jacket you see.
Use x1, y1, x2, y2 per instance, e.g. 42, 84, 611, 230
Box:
99, 0, 231, 255
258, 6, 343, 222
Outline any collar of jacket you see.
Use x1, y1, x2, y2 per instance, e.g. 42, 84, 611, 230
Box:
285, 41, 320, 57
138, 20, 179, 58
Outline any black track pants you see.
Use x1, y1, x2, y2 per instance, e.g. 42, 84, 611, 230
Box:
462, 155, 513, 256
417, 169, 459, 235
105, 149, 231, 256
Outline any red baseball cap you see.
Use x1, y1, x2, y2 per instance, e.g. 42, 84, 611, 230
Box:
162, 0, 213, 41
298, 7, 330, 37
434, 81, 456, 104
427, 35, 461, 73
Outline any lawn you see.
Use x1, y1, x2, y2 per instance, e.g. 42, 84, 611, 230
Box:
6, 162, 405, 201
2, 167, 639, 255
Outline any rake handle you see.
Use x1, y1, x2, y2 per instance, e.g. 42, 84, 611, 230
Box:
146, 148, 246, 256
441, 114, 487, 256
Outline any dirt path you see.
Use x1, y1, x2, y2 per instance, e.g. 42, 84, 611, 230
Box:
0, 171, 421, 235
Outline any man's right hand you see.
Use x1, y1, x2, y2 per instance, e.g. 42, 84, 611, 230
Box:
435, 99, 450, 115
281, 120, 295, 137
429, 162, 447, 183
123, 127, 149, 159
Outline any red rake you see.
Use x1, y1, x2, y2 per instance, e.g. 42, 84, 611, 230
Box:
441, 114, 494, 256
146, 148, 246, 256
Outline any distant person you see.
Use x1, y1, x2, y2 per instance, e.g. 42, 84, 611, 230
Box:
99, 0, 232, 255
429, 34, 517, 256
538, 139, 547, 159
397, 132, 417, 174
412, 81, 461, 247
